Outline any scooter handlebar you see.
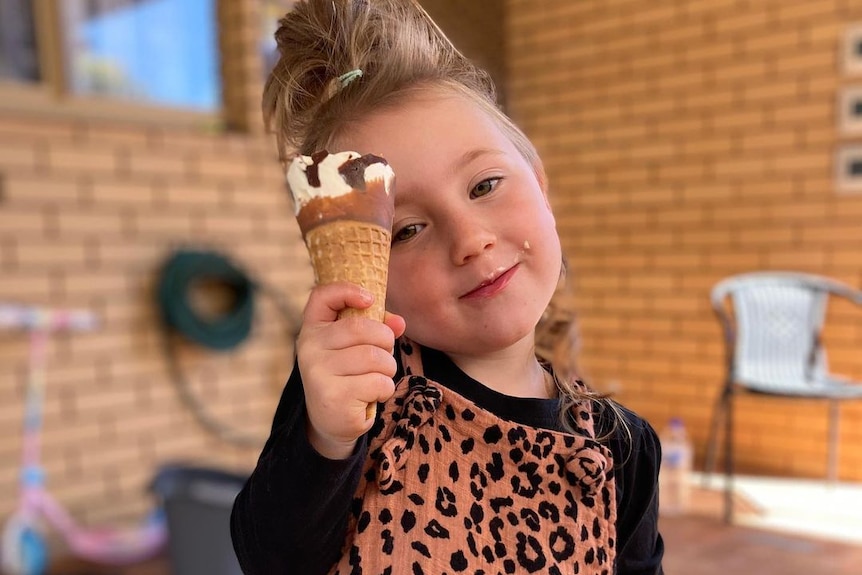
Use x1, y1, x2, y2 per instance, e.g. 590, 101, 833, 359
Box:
0, 305, 98, 332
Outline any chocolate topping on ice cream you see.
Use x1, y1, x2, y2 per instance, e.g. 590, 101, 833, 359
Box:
295, 178, 393, 236
287, 150, 395, 239
303, 151, 388, 191
338, 154, 387, 191
305, 150, 329, 187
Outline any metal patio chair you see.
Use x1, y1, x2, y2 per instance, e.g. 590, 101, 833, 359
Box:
704, 271, 862, 523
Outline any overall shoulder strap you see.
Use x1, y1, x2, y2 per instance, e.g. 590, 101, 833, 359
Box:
396, 337, 425, 377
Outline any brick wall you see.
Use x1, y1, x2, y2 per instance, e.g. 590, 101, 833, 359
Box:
507, 0, 862, 480
0, 0, 504, 539
0, 115, 312, 527
423, 0, 507, 107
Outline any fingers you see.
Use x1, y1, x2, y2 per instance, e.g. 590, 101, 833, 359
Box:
383, 311, 407, 339
302, 317, 397, 356
353, 371, 397, 405
324, 344, 397, 378
306, 374, 392, 414
303, 282, 406, 336
296, 282, 407, 457
303, 369, 395, 459
301, 282, 403, 352
310, 372, 394, 420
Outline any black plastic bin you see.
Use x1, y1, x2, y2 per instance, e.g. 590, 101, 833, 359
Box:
151, 463, 247, 575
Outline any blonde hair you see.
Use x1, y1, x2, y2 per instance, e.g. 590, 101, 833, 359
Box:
264, 0, 624, 442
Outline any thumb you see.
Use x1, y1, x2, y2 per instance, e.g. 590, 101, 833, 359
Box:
303, 282, 374, 325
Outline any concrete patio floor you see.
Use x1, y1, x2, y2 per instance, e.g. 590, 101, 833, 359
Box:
47, 474, 862, 574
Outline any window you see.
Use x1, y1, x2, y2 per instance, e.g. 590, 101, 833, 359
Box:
62, 0, 221, 111
845, 23, 862, 77
836, 145, 862, 194
1, 0, 222, 116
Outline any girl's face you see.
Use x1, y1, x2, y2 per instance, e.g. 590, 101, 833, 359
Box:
336, 87, 562, 358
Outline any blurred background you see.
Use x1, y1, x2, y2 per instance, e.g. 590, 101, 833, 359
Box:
1, 0, 861, 574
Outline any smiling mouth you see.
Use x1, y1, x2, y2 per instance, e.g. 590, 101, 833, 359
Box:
460, 264, 520, 299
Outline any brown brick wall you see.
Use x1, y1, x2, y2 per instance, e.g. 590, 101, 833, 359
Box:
0, 0, 504, 537
423, 0, 507, 106
0, 111, 313, 526
507, 0, 862, 480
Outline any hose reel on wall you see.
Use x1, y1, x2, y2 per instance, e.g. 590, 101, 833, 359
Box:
156, 249, 301, 448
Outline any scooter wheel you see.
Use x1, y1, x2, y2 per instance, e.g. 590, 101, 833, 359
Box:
19, 527, 48, 575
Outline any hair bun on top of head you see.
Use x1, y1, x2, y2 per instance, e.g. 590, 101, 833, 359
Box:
262, 0, 496, 160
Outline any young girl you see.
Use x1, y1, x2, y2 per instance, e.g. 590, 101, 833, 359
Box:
231, 1, 664, 574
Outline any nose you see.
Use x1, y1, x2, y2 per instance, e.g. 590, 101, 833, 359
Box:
448, 213, 496, 265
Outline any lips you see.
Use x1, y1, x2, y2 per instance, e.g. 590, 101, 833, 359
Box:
460, 264, 520, 300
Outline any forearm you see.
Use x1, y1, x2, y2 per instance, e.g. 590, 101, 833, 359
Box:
230, 416, 367, 574
615, 492, 664, 575
230, 360, 368, 575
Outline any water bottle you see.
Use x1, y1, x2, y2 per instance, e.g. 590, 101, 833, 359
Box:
659, 417, 693, 516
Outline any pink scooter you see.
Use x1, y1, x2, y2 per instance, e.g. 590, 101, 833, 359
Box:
0, 304, 167, 575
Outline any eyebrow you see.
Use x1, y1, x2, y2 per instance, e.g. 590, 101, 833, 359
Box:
394, 148, 505, 208
452, 148, 505, 173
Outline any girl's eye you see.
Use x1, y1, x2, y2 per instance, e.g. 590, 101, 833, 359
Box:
392, 223, 423, 244
470, 177, 502, 199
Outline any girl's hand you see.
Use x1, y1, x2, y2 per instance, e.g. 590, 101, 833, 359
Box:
297, 281, 406, 459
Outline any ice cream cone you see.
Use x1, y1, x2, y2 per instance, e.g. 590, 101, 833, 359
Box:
287, 150, 396, 420
304, 219, 391, 321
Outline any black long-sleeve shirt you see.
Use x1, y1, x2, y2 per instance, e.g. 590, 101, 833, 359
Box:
231, 347, 664, 574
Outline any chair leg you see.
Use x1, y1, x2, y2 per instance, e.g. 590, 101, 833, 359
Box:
828, 400, 840, 484
723, 388, 734, 524
703, 388, 728, 488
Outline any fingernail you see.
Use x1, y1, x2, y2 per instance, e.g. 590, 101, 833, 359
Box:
359, 288, 373, 302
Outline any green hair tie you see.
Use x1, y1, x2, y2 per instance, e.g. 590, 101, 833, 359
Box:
338, 69, 363, 88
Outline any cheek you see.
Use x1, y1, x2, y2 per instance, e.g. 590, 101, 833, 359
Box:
525, 211, 562, 278
517, 199, 558, 249
385, 260, 420, 315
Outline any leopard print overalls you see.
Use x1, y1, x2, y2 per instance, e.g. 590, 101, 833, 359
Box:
329, 340, 618, 575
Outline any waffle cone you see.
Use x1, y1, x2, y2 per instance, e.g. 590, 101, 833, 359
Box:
304, 220, 391, 321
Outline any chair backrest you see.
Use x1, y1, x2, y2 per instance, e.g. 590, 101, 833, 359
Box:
711, 272, 834, 391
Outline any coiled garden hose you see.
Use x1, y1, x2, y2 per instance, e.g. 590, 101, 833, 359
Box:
156, 249, 301, 447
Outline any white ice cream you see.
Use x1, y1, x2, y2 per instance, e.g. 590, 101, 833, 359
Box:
286, 151, 394, 215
